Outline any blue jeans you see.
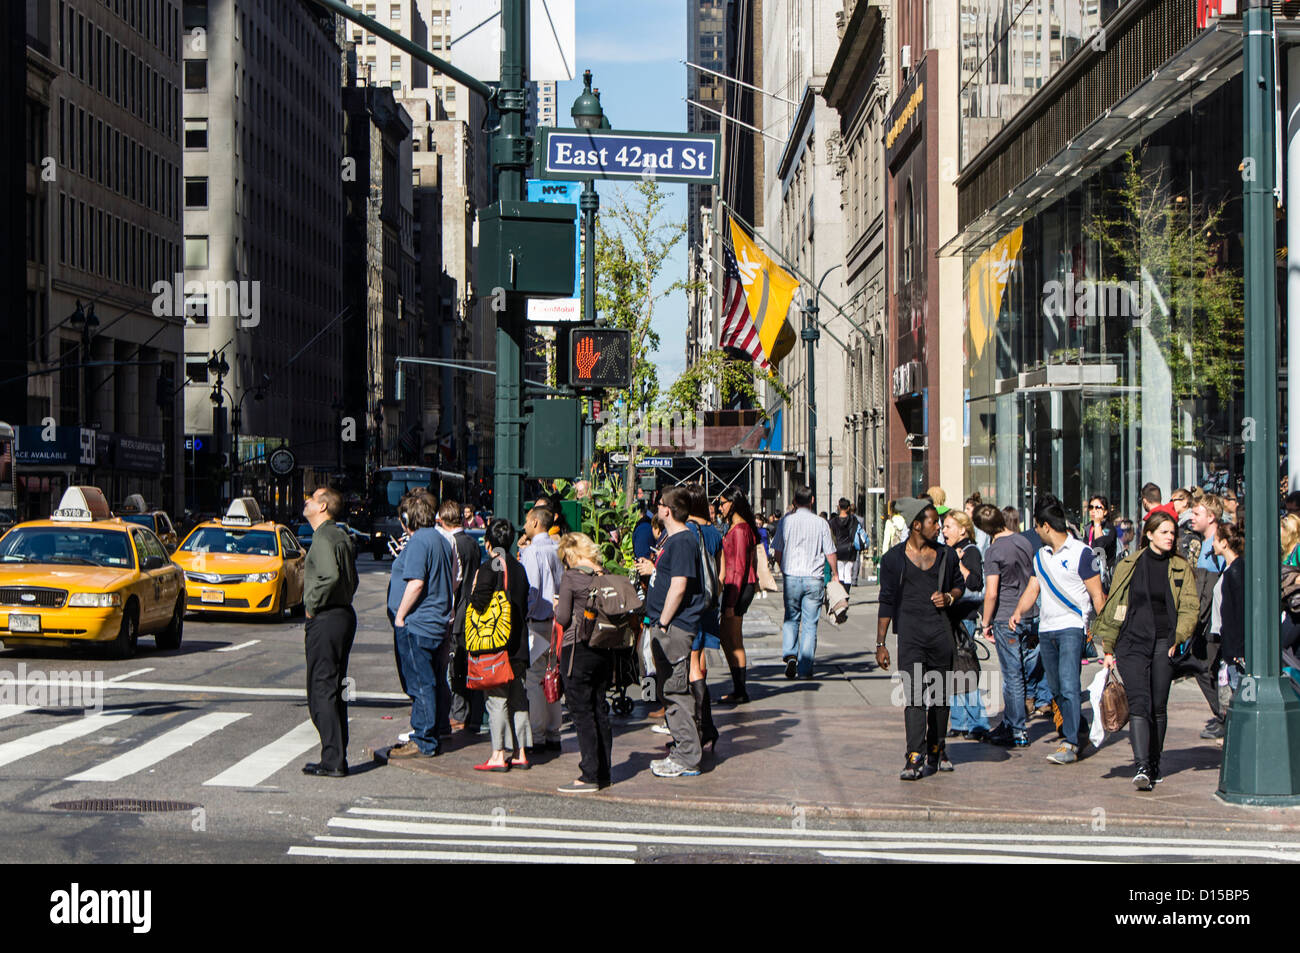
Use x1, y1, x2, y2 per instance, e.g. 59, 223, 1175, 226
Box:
949, 620, 990, 732
392, 620, 450, 755
781, 574, 824, 677
992, 620, 1031, 735
1038, 626, 1085, 747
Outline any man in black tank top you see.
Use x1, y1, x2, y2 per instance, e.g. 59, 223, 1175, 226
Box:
875, 499, 964, 779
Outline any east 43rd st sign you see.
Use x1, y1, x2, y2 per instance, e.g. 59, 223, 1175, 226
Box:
535, 128, 719, 184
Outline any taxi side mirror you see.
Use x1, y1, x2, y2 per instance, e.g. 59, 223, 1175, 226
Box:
142, 555, 166, 570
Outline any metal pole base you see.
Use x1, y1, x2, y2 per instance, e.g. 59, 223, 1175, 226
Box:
1217, 676, 1300, 805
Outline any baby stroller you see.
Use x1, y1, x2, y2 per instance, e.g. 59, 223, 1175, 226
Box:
606, 645, 639, 717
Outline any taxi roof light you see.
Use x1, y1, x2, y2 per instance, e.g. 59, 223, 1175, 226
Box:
222, 497, 263, 527
121, 493, 149, 514
51, 486, 112, 522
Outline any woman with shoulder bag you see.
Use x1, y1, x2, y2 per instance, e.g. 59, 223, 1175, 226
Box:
942, 510, 990, 740
717, 488, 760, 705
553, 532, 617, 793
468, 519, 531, 773
1093, 511, 1199, 791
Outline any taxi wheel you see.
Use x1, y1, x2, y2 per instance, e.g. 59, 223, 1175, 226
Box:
156, 598, 184, 651
111, 606, 139, 659
278, 583, 292, 621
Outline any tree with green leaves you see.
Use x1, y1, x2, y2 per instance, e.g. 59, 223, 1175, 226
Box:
1081, 149, 1243, 449
663, 346, 790, 418
591, 180, 688, 503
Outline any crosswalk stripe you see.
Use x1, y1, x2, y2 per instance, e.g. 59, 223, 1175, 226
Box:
215, 641, 260, 653
66, 712, 250, 782
0, 705, 34, 722
287, 845, 633, 864
203, 719, 320, 787
341, 808, 1300, 851
0, 711, 135, 769
326, 815, 1300, 859
313, 835, 637, 853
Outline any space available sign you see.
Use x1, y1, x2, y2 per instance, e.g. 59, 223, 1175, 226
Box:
15, 426, 96, 466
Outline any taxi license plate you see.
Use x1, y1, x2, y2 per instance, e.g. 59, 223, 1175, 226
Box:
9, 614, 39, 633
201, 590, 225, 605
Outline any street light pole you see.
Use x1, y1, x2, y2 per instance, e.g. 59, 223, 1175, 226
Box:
572, 70, 606, 483
1219, 0, 1300, 804
803, 265, 840, 505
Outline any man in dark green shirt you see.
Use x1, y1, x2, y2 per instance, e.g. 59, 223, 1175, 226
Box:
301, 486, 358, 777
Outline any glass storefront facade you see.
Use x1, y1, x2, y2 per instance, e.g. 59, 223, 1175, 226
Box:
963, 74, 1246, 527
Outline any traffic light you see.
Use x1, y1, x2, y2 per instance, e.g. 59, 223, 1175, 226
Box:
567, 328, 631, 389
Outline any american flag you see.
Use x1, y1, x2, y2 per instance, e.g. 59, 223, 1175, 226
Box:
721, 246, 767, 369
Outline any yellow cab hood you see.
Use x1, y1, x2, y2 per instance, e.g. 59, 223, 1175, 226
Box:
0, 563, 136, 591
173, 553, 281, 574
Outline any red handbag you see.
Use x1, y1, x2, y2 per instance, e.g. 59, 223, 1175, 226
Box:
542, 630, 563, 704
467, 650, 512, 690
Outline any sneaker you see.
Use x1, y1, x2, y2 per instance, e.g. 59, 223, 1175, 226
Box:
650, 757, 700, 778
1046, 743, 1078, 764
927, 745, 954, 772
986, 724, 1026, 747
1012, 734, 1030, 747
899, 752, 925, 781
1133, 764, 1153, 791
650, 723, 672, 734
1200, 720, 1225, 740
557, 780, 602, 794
965, 726, 990, 742
784, 657, 798, 680
397, 730, 412, 743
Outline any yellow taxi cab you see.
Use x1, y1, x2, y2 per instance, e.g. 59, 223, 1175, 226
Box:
171, 498, 305, 619
0, 486, 186, 658
117, 493, 180, 553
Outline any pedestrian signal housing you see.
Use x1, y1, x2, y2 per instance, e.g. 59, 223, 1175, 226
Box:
567, 328, 631, 389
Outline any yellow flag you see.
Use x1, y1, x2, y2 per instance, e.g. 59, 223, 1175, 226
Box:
729, 220, 800, 366
967, 225, 1023, 364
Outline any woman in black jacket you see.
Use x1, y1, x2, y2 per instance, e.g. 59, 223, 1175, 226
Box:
942, 510, 989, 740
469, 519, 531, 772
1085, 495, 1118, 587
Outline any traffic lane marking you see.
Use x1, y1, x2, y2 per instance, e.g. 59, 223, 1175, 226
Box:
0, 678, 405, 701
216, 640, 261, 653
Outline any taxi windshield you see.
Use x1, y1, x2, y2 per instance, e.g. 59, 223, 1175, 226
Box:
180, 528, 278, 556
121, 515, 155, 528
0, 527, 134, 568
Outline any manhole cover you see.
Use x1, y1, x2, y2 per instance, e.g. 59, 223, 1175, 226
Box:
51, 798, 199, 813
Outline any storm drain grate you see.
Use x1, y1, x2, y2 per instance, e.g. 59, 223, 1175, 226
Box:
51, 798, 199, 813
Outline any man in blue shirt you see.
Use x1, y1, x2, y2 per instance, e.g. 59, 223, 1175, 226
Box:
520, 505, 564, 750
390, 505, 457, 758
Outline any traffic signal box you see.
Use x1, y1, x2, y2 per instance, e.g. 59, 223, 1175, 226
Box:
475, 200, 578, 298
524, 397, 581, 479
566, 327, 632, 389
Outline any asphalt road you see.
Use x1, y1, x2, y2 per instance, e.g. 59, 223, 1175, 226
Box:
1, 558, 1298, 864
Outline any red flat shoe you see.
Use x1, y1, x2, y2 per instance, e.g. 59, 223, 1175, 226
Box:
473, 760, 510, 772
509, 758, 531, 770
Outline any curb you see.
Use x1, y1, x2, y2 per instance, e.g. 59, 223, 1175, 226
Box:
371, 749, 1300, 834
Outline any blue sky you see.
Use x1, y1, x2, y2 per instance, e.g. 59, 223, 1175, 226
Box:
552, 0, 691, 386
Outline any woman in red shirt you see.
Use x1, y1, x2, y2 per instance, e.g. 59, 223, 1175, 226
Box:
717, 488, 760, 704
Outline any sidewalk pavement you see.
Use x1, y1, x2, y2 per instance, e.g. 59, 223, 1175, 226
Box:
367, 584, 1300, 831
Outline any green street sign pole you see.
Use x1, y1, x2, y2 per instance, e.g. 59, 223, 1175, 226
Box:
1218, 0, 1300, 805
494, 0, 529, 528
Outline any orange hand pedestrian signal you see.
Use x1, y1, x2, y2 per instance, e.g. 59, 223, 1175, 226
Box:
575, 336, 602, 379
566, 328, 631, 389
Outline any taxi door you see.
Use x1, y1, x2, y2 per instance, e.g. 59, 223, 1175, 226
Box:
143, 529, 182, 616
279, 528, 305, 607
130, 528, 169, 629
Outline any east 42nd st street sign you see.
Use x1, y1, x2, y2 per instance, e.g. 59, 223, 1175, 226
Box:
534, 128, 719, 184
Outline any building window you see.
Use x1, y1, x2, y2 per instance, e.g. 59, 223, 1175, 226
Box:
184, 117, 207, 148
445, 86, 455, 101
184, 176, 208, 207
184, 235, 208, 269
185, 293, 208, 325
184, 59, 207, 90
391, 56, 401, 72
390, 4, 400, 19
185, 354, 209, 382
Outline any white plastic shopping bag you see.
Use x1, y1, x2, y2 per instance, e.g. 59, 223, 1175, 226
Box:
1086, 667, 1109, 748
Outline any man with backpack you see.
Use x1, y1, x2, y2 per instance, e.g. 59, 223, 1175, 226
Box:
771, 486, 838, 680
1008, 500, 1106, 765
644, 487, 708, 778
829, 498, 858, 591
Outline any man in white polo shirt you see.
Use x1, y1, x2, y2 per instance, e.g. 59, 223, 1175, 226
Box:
1008, 499, 1106, 764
